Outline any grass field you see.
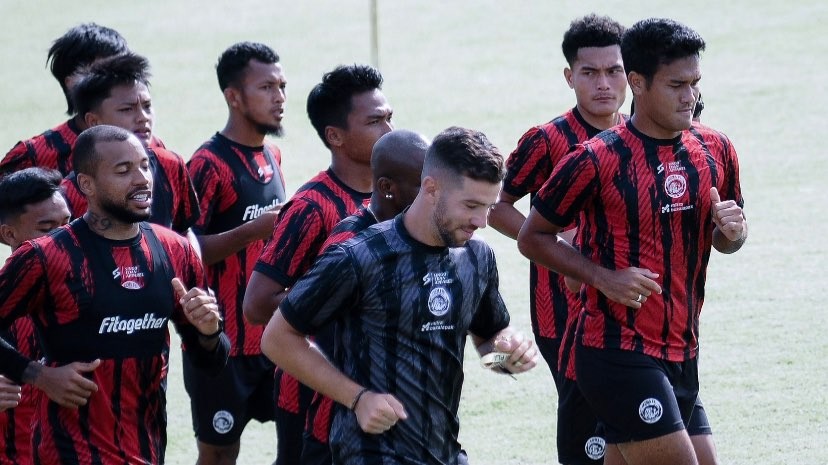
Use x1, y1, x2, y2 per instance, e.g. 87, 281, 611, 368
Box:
1, 1, 826, 464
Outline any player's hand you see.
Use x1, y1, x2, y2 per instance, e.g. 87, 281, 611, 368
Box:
32, 360, 100, 408
493, 332, 538, 374
0, 376, 21, 411
354, 391, 408, 434
595, 267, 662, 309
172, 278, 222, 335
249, 207, 282, 241
710, 187, 745, 242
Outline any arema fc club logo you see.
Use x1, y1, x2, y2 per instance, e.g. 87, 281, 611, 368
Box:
428, 287, 451, 317
638, 398, 663, 424
212, 410, 234, 434
664, 173, 687, 199
584, 436, 606, 460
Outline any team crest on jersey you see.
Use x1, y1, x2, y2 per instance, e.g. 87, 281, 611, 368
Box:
664, 174, 687, 199
584, 436, 606, 460
112, 266, 146, 290
212, 410, 234, 434
639, 398, 663, 424
428, 287, 451, 317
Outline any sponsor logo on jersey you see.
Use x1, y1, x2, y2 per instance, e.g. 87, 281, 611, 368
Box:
242, 198, 280, 222
639, 397, 663, 424
422, 272, 453, 286
212, 410, 234, 434
112, 266, 146, 289
98, 313, 168, 335
585, 436, 606, 460
421, 320, 455, 332
427, 287, 451, 317
661, 202, 695, 214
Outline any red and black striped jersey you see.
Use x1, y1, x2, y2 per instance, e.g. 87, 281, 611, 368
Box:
254, 169, 369, 415
0, 219, 228, 465
187, 133, 287, 356
504, 108, 625, 342
0, 318, 40, 465
1, 119, 166, 177
61, 147, 199, 234
532, 121, 743, 362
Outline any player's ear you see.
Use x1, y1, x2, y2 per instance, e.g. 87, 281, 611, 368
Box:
224, 87, 240, 109
421, 176, 439, 204
376, 177, 393, 198
563, 67, 574, 88
76, 172, 95, 198
628, 71, 646, 96
325, 126, 344, 148
0, 224, 16, 248
84, 112, 101, 128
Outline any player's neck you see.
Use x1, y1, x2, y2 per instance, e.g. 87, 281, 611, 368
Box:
330, 155, 372, 193
221, 120, 266, 147
83, 211, 141, 241
368, 195, 394, 222
402, 198, 442, 247
577, 106, 621, 131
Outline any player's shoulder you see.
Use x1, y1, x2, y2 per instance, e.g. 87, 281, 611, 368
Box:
264, 141, 283, 165
145, 222, 190, 247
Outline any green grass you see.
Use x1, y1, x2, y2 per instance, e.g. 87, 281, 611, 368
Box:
1, 1, 826, 464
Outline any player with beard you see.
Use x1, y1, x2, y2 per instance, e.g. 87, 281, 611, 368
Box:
0, 125, 229, 465
260, 127, 538, 465
184, 42, 288, 465
1, 23, 164, 177
0, 167, 71, 465
60, 52, 199, 236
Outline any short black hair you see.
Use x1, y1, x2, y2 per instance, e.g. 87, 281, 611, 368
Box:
423, 127, 504, 184
47, 23, 129, 115
73, 125, 134, 176
306, 64, 384, 148
71, 52, 151, 119
0, 168, 64, 223
216, 42, 280, 91
621, 18, 706, 83
562, 14, 625, 66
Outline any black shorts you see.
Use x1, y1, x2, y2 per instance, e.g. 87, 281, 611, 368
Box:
301, 434, 331, 465
557, 377, 604, 465
575, 345, 699, 444
687, 395, 713, 436
183, 353, 276, 445
536, 336, 563, 389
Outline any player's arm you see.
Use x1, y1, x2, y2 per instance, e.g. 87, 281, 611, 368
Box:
518, 209, 661, 309
489, 191, 526, 240
196, 208, 281, 266
710, 187, 747, 254
243, 271, 288, 325
472, 327, 538, 375
172, 278, 230, 375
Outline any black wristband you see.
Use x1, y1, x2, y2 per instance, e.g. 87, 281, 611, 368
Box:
198, 326, 222, 340
350, 387, 370, 410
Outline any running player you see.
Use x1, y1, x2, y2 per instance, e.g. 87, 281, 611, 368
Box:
261, 126, 538, 465
0, 167, 71, 465
184, 42, 288, 465
242, 64, 393, 465
518, 18, 746, 465
61, 52, 200, 235
0, 23, 157, 176
488, 15, 626, 464
0, 125, 230, 465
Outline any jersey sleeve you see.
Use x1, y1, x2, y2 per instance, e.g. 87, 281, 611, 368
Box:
168, 154, 201, 234
0, 141, 35, 176
187, 151, 227, 234
60, 177, 87, 220
468, 245, 510, 340
0, 243, 48, 382
502, 125, 569, 198
719, 134, 744, 209
253, 199, 328, 287
279, 244, 360, 334
531, 145, 600, 228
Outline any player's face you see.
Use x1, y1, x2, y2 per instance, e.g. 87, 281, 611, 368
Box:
632, 55, 700, 139
3, 192, 71, 250
90, 137, 153, 224
88, 83, 154, 147
567, 46, 626, 124
341, 90, 394, 164
432, 176, 500, 247
238, 60, 286, 137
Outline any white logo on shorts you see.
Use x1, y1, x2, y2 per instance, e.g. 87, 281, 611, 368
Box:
428, 287, 451, 317
584, 436, 606, 460
639, 398, 663, 424
212, 410, 234, 434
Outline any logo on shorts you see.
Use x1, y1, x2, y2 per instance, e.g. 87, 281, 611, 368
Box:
427, 287, 451, 317
212, 410, 234, 434
639, 398, 663, 424
584, 436, 606, 460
